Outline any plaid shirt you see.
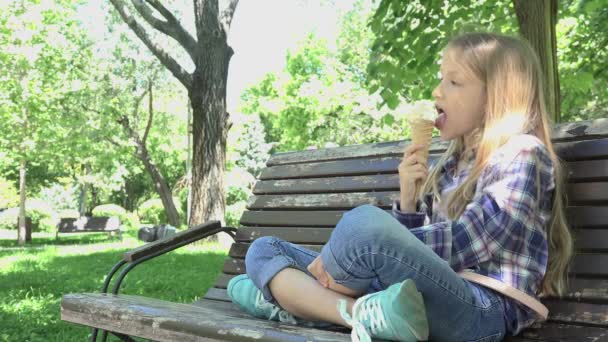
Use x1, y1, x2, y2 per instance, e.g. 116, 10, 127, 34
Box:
391, 134, 555, 335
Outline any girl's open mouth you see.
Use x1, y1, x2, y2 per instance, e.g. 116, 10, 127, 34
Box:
435, 107, 447, 129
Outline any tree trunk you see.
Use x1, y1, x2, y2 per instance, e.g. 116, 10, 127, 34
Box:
18, 157, 28, 245
139, 148, 181, 227
513, 0, 561, 123
189, 40, 232, 245
79, 164, 91, 216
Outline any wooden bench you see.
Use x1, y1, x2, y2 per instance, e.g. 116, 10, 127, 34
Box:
61, 118, 608, 341
56, 216, 122, 240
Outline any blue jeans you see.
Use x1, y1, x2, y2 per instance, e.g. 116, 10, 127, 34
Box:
245, 204, 508, 341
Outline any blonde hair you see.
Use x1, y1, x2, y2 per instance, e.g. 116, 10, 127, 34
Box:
419, 32, 573, 297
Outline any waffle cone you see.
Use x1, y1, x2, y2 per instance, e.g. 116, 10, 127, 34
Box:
410, 119, 434, 200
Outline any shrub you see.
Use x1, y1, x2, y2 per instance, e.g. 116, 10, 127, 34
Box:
225, 201, 247, 228
92, 204, 139, 230
138, 197, 183, 226
38, 183, 79, 211
0, 199, 58, 232
0, 178, 18, 209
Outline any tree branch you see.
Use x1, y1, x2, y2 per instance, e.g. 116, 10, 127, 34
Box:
131, 0, 199, 61
220, 0, 239, 33
194, 0, 220, 44
143, 81, 153, 146
109, 0, 193, 89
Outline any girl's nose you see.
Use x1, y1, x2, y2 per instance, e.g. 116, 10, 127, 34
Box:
432, 84, 441, 99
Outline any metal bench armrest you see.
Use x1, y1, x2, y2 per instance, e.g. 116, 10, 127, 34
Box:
123, 220, 235, 262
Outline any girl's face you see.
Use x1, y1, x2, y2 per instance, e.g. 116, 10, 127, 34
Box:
432, 48, 486, 144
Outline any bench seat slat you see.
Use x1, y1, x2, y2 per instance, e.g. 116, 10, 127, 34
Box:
203, 288, 608, 328
504, 321, 608, 341
61, 293, 352, 342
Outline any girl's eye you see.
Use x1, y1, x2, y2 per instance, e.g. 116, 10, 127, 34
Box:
450, 80, 458, 86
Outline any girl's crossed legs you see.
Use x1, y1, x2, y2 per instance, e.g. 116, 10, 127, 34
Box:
244, 204, 507, 341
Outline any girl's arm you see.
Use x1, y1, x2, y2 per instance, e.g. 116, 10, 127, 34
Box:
391, 195, 432, 228
406, 144, 555, 271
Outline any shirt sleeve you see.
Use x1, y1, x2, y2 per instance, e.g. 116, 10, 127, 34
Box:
391, 199, 427, 228
407, 145, 554, 271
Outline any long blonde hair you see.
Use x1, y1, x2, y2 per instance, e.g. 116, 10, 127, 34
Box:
419, 32, 573, 297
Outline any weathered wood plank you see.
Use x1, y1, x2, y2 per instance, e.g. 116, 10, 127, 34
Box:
567, 183, 608, 203
234, 226, 608, 252
239, 210, 350, 227
555, 136, 608, 161
566, 159, 608, 182
191, 299, 351, 335
253, 174, 401, 195
241, 208, 608, 228
567, 207, 608, 228
222, 252, 608, 278
266, 119, 608, 166
204, 287, 608, 327
544, 299, 608, 326
236, 227, 332, 245
247, 192, 399, 210
247, 188, 608, 210
506, 321, 608, 341
260, 156, 436, 180
254, 159, 607, 195
61, 293, 352, 342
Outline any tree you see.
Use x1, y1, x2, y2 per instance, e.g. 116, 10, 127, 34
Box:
513, 0, 560, 121
108, 0, 239, 237
368, 0, 567, 122
0, 0, 93, 244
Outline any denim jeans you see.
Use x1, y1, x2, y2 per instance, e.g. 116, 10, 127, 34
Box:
245, 204, 508, 341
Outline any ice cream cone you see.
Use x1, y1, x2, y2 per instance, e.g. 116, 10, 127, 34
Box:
410, 118, 434, 200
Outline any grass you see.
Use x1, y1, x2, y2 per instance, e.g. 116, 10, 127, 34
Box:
0, 229, 229, 341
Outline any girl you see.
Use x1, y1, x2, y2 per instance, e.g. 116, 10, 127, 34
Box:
227, 32, 573, 342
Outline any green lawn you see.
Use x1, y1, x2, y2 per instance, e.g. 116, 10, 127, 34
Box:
0, 229, 229, 341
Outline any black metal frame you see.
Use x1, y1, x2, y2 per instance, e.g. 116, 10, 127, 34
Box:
89, 222, 237, 342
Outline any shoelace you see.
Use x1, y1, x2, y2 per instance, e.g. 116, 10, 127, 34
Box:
338, 294, 388, 342
254, 290, 298, 325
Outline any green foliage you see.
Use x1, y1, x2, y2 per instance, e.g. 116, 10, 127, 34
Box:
138, 197, 183, 226
38, 182, 79, 211
227, 113, 274, 178
368, 0, 516, 105
92, 203, 140, 231
0, 199, 57, 232
0, 178, 19, 208
239, 24, 433, 153
225, 201, 247, 228
92, 203, 126, 217
557, 0, 608, 121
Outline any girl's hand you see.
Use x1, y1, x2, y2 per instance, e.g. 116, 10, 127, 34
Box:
307, 255, 366, 297
307, 256, 330, 288
398, 143, 429, 211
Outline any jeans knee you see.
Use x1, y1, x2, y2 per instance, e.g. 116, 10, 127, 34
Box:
333, 204, 396, 243
245, 236, 277, 265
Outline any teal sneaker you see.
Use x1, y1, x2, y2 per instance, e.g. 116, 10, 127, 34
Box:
227, 274, 298, 324
338, 279, 429, 342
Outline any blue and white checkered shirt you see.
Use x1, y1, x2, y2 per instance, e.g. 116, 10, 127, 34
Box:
392, 134, 555, 335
